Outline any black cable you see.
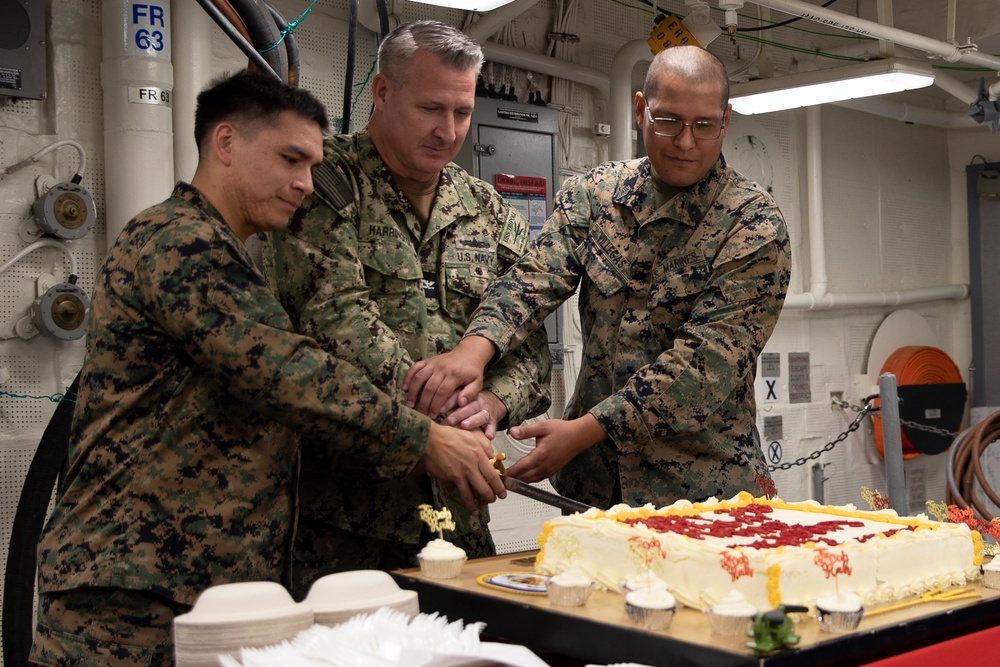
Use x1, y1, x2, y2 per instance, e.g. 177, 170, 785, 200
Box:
2, 374, 80, 667
342, 0, 358, 133
264, 1, 300, 86
194, 0, 280, 79
375, 0, 390, 42
735, 0, 842, 32
229, 0, 288, 82
634, 0, 843, 34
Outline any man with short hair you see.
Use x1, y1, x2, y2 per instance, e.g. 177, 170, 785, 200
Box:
30, 70, 504, 667
264, 21, 551, 596
405, 45, 791, 509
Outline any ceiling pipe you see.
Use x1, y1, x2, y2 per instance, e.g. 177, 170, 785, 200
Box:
932, 70, 980, 105
610, 39, 653, 162
747, 0, 1000, 71
172, 0, 214, 183
803, 106, 827, 301
464, 0, 546, 43
103, 0, 175, 249
833, 97, 978, 129
479, 41, 610, 102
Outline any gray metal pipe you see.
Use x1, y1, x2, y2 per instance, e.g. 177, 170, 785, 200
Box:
879, 372, 909, 515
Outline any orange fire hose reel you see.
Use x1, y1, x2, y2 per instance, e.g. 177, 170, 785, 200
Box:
872, 346, 966, 460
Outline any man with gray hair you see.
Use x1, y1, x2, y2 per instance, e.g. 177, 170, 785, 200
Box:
404, 45, 791, 511
263, 20, 551, 597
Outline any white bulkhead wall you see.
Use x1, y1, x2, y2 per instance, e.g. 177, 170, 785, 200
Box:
1, 0, 999, 605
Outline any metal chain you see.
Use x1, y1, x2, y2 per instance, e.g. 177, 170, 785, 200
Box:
767, 400, 876, 471
767, 396, 957, 472
897, 418, 957, 438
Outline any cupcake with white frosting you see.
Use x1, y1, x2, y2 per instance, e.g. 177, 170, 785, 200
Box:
619, 572, 670, 596
707, 589, 758, 636
417, 539, 467, 579
624, 587, 677, 630
547, 566, 595, 607
815, 592, 865, 633
983, 558, 1000, 589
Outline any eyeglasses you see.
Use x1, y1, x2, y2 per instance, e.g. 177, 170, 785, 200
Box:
644, 107, 724, 140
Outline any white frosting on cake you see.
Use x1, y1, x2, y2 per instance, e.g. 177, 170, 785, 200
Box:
419, 539, 465, 561
710, 589, 757, 617
983, 558, 1000, 573
536, 492, 983, 612
816, 592, 863, 613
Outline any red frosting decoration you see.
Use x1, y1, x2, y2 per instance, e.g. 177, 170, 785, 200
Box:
622, 503, 877, 549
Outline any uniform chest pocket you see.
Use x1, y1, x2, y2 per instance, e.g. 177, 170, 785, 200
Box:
583, 235, 627, 298
648, 252, 710, 312
443, 259, 496, 318
444, 261, 495, 297
358, 239, 422, 328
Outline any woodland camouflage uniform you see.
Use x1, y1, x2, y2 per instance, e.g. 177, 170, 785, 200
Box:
263, 132, 551, 595
31, 183, 429, 666
465, 156, 791, 509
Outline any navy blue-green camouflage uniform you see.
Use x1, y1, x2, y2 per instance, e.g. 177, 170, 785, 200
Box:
31, 183, 431, 666
263, 132, 551, 595
465, 156, 791, 509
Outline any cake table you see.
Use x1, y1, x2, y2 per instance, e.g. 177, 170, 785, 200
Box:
392, 553, 1000, 667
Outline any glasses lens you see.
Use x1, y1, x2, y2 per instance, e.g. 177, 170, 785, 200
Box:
653, 119, 682, 136
645, 108, 723, 139
692, 122, 722, 140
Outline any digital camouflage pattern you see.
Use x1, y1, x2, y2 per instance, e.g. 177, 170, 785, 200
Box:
31, 588, 184, 666
465, 157, 791, 509
262, 132, 551, 587
35, 183, 430, 614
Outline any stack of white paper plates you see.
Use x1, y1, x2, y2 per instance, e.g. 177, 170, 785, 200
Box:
305, 570, 419, 626
173, 581, 313, 667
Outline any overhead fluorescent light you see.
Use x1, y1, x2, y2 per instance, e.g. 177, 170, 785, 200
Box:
730, 58, 935, 115
407, 0, 515, 11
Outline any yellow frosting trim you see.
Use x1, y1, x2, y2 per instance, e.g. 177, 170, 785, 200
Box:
598, 490, 943, 531
766, 563, 782, 608
536, 521, 554, 566
972, 531, 984, 567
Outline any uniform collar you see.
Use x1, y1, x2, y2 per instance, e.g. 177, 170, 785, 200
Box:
612, 156, 727, 228
174, 181, 227, 228
354, 132, 481, 237
172, 181, 251, 253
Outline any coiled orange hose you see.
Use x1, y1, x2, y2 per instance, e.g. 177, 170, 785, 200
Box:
872, 346, 963, 460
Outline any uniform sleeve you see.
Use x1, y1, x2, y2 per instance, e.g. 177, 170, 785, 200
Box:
480, 200, 553, 426
141, 229, 428, 479
264, 194, 414, 395
589, 199, 792, 454
466, 177, 590, 364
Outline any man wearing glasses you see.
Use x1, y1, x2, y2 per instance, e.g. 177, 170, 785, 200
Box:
403, 44, 792, 509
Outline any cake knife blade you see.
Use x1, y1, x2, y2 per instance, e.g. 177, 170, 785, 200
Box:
500, 475, 594, 514
489, 454, 593, 513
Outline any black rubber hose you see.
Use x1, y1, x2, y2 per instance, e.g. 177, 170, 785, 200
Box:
2, 374, 80, 667
264, 1, 300, 86
375, 0, 390, 41
342, 0, 358, 133
195, 0, 280, 78
229, 0, 289, 83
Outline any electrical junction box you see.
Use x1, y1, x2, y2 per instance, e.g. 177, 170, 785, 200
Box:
455, 97, 564, 363
0, 0, 46, 100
